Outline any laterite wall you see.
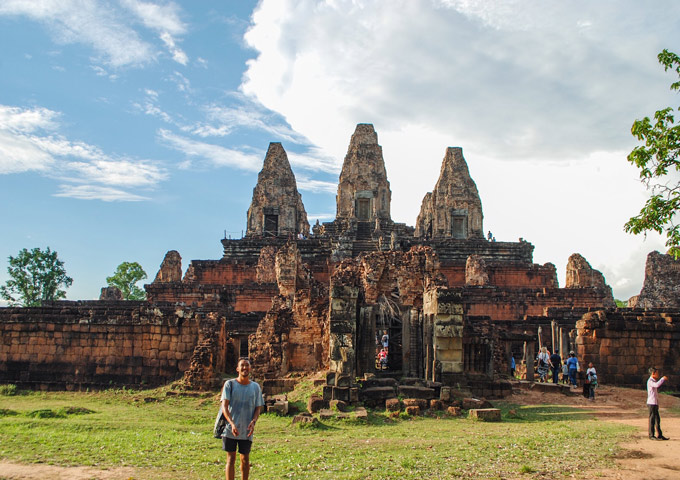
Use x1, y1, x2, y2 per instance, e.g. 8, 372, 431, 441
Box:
0, 301, 201, 390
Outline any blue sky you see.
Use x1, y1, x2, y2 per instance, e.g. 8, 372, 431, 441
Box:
1, 0, 679, 304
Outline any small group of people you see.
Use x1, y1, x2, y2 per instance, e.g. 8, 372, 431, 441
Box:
533, 348, 598, 400
376, 331, 389, 370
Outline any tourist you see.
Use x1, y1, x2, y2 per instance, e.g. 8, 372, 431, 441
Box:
585, 362, 598, 401
487, 230, 493, 241
566, 351, 579, 387
536, 347, 550, 382
378, 348, 388, 370
647, 367, 669, 440
510, 354, 516, 378
561, 361, 569, 384
550, 349, 562, 384
221, 357, 265, 480
381, 331, 389, 349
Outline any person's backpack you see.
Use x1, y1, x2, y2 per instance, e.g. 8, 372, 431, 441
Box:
213, 380, 233, 439
588, 372, 598, 386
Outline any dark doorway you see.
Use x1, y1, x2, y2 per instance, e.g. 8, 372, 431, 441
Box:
264, 214, 278, 237
452, 214, 467, 239
375, 296, 403, 372
357, 198, 370, 221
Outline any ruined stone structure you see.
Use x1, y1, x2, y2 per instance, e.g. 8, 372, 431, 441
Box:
415, 147, 483, 240
630, 251, 680, 309
246, 143, 309, 238
2, 123, 676, 398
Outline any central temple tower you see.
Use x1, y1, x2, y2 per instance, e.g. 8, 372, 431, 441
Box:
335, 124, 392, 224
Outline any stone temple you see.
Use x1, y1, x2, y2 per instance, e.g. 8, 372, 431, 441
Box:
1, 124, 679, 402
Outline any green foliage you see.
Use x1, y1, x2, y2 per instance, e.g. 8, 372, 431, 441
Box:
614, 299, 628, 308
625, 49, 680, 258
106, 261, 148, 300
0, 384, 18, 396
0, 247, 73, 307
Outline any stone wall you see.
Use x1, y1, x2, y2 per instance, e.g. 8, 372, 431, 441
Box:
575, 309, 680, 388
0, 301, 200, 389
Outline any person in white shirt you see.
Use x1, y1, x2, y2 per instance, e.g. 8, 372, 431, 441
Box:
647, 367, 669, 440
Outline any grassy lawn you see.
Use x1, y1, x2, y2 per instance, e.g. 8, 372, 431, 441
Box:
0, 385, 634, 480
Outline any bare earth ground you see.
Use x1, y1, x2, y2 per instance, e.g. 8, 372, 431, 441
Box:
1, 385, 679, 480
507, 385, 680, 480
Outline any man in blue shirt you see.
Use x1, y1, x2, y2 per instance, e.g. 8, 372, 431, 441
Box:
221, 358, 265, 480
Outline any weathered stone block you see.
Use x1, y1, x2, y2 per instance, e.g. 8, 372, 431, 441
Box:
307, 394, 325, 414
354, 407, 368, 421
398, 385, 436, 400
385, 397, 401, 412
292, 413, 318, 425
405, 406, 420, 416
430, 399, 444, 411
403, 398, 428, 410
447, 406, 462, 416
332, 386, 350, 402
319, 409, 333, 420
469, 408, 501, 422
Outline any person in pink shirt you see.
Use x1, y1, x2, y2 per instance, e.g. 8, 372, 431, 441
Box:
647, 367, 669, 440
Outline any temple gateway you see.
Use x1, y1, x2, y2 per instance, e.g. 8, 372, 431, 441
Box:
1, 124, 679, 402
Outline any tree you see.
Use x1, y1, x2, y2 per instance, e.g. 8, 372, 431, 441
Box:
0, 247, 73, 307
625, 49, 680, 258
106, 262, 147, 300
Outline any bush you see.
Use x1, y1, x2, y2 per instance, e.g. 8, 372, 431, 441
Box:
0, 384, 18, 396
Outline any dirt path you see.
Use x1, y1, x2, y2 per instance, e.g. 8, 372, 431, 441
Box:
1, 386, 679, 479
509, 385, 680, 480
0, 462, 137, 480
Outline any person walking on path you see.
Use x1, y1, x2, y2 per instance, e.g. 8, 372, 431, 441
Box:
585, 362, 598, 401
647, 367, 669, 441
221, 358, 265, 480
550, 350, 562, 384
566, 351, 579, 387
536, 347, 550, 382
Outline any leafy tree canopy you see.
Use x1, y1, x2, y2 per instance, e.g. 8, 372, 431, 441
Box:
0, 247, 73, 307
106, 262, 147, 300
625, 49, 680, 258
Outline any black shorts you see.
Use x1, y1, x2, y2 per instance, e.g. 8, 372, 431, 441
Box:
223, 437, 253, 454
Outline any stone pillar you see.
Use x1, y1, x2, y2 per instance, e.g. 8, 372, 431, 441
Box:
551, 321, 558, 353
328, 285, 359, 376
525, 342, 535, 381
560, 328, 570, 357
423, 288, 464, 384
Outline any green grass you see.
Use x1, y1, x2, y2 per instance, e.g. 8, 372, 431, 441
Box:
0, 387, 635, 480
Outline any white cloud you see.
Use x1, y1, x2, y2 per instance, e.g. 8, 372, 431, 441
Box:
0, 0, 155, 67
119, 0, 185, 35
63, 159, 168, 187
0, 104, 168, 197
243, 0, 680, 161
295, 175, 337, 194
189, 102, 303, 144
158, 129, 262, 171
241, 0, 680, 299
0, 0, 191, 67
54, 184, 150, 201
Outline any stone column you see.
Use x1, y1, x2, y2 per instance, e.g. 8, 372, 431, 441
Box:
328, 285, 359, 376
525, 342, 535, 381
423, 288, 464, 384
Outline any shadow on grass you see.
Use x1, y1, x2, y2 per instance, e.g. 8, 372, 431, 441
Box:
493, 402, 593, 423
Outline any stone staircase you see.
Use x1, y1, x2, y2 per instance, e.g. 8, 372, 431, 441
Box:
352, 222, 378, 256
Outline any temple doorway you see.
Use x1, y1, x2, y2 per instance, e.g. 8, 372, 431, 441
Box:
264, 214, 278, 237
374, 295, 403, 372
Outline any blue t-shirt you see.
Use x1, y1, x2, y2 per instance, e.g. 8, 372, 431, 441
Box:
566, 357, 578, 370
221, 379, 265, 441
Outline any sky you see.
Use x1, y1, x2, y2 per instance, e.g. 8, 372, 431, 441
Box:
1, 0, 678, 305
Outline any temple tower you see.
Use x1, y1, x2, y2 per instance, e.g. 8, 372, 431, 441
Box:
415, 147, 483, 239
246, 143, 309, 238
335, 124, 392, 224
